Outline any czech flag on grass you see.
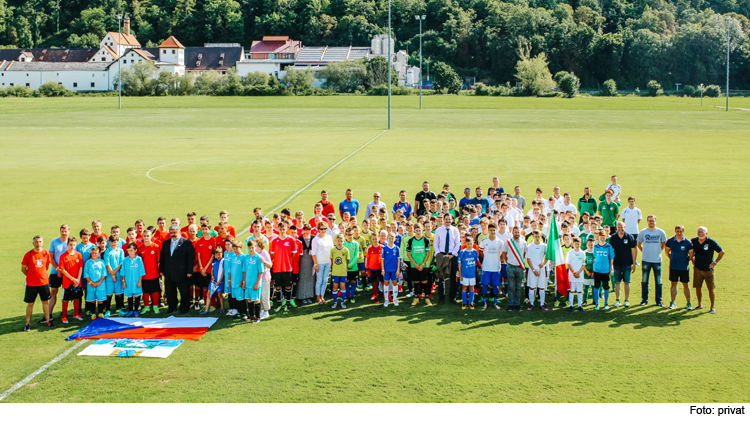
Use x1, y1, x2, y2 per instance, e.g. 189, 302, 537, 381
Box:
546, 220, 570, 296
67, 316, 218, 341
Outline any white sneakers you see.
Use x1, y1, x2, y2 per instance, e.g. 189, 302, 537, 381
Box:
226, 309, 238, 316
259, 310, 269, 319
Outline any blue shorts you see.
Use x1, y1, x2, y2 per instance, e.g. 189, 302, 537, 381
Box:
613, 265, 632, 284
124, 284, 142, 298
332, 275, 347, 284
358, 262, 365, 271
210, 281, 224, 294
500, 263, 507, 281
105, 276, 123, 296
384, 271, 398, 282
232, 287, 245, 299
245, 285, 261, 301
481, 271, 501, 286
86, 282, 106, 302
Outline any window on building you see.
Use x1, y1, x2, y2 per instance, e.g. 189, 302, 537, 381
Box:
131, 60, 134, 63
20, 58, 25, 62
172, 50, 175, 54
163, 50, 166, 54
102, 57, 106, 61
73, 82, 77, 88
123, 60, 126, 64
26, 83, 29, 87
56, 73, 59, 76
138, 59, 142, 63
91, 82, 95, 88
58, 82, 62, 85
9, 83, 13, 86
26, 73, 29, 76
222, 71, 226, 75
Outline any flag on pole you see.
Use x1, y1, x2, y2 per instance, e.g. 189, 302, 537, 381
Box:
546, 220, 570, 296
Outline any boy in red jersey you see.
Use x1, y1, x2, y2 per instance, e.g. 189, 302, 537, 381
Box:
366, 232, 383, 302
153, 217, 170, 245
216, 222, 235, 246
213, 210, 237, 237
181, 212, 197, 238
194, 224, 216, 310
57, 237, 84, 324
289, 225, 302, 307
270, 223, 298, 312
138, 230, 162, 314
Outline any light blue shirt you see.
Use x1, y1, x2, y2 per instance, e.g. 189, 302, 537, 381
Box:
242, 254, 263, 289
84, 259, 108, 284
121, 255, 146, 288
170, 238, 179, 256
49, 237, 67, 274
228, 253, 245, 288
75, 242, 95, 265
104, 246, 124, 276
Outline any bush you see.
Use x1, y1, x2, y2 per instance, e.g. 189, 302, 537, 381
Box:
646, 80, 663, 97
554, 71, 580, 98
38, 82, 71, 97
366, 84, 412, 96
281, 68, 316, 95
432, 61, 463, 95
601, 79, 618, 96
515, 43, 556, 96
1, 85, 34, 97
475, 83, 492, 96
704, 85, 721, 98
473, 83, 512, 96
682, 85, 696, 97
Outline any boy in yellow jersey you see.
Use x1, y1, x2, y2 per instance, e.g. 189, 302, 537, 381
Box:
330, 234, 350, 309
352, 225, 371, 292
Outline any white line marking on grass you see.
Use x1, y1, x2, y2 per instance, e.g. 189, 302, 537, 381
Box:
585, 95, 750, 111
146, 160, 294, 192
238, 129, 388, 237
0, 339, 87, 402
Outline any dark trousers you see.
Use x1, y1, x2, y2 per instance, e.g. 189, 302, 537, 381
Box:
165, 277, 190, 313
641, 261, 663, 304
448, 256, 459, 300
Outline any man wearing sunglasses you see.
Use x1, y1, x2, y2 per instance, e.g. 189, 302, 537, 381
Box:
365, 192, 387, 219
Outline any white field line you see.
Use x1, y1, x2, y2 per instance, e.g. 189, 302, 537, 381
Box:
237, 129, 388, 237
0, 339, 88, 401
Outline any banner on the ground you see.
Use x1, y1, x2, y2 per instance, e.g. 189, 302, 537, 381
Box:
67, 316, 218, 341
77, 339, 184, 358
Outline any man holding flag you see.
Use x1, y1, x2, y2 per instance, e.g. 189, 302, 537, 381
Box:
501, 226, 527, 311
546, 215, 571, 307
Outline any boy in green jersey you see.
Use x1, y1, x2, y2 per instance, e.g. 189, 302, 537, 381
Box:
582, 238, 596, 305
343, 228, 360, 303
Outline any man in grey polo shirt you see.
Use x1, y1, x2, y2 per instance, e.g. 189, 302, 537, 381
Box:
637, 215, 667, 306
501, 226, 527, 311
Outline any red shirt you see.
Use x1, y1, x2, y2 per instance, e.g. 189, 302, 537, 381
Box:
319, 201, 335, 218
214, 225, 236, 238
122, 238, 143, 252
366, 245, 382, 270
91, 232, 108, 244
58, 251, 83, 288
22, 249, 52, 286
194, 237, 216, 269
215, 234, 235, 251
249, 218, 269, 234
153, 230, 170, 245
137, 242, 161, 279
270, 236, 297, 273
291, 238, 302, 274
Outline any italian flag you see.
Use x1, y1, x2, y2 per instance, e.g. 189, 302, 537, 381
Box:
546, 220, 570, 296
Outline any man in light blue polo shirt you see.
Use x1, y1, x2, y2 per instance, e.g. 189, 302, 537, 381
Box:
46, 224, 70, 323
339, 189, 360, 218
637, 215, 667, 307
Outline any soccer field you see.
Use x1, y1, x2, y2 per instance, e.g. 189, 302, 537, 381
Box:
0, 95, 747, 403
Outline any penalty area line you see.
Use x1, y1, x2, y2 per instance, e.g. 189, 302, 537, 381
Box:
0, 339, 88, 402
238, 129, 388, 237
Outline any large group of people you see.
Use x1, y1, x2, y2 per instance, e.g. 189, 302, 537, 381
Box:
20, 176, 726, 332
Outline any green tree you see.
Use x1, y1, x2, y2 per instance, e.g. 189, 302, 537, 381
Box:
365, 56, 397, 89
432, 61, 462, 94
515, 43, 556, 96
601, 79, 618, 96
646, 79, 663, 96
318, 59, 367, 92
554, 71, 579, 97
281, 68, 316, 94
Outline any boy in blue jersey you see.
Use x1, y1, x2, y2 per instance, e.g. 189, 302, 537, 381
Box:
103, 237, 124, 317
381, 232, 401, 307
227, 242, 247, 320
593, 231, 615, 310
459, 236, 479, 309
122, 243, 146, 317
84, 246, 108, 319
222, 238, 237, 316
75, 229, 95, 303
243, 240, 264, 323
202, 247, 226, 315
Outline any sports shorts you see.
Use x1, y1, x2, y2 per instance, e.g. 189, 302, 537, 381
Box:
383, 271, 398, 282
693, 269, 715, 289
481, 271, 501, 286
49, 273, 62, 289
62, 286, 83, 301
461, 277, 476, 286
24, 284, 51, 303
347, 270, 358, 282
409, 267, 429, 283
142, 278, 161, 294
273, 271, 292, 288
669, 269, 690, 283
331, 275, 347, 284
193, 273, 211, 289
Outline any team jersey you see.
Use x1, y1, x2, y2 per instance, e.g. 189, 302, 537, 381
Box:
399, 233, 415, 266
366, 245, 383, 270
392, 201, 413, 219
228, 253, 245, 289
476, 233, 488, 245
48, 237, 67, 275
353, 235, 370, 264
75, 242, 95, 265
526, 243, 547, 268
479, 237, 503, 272
90, 232, 109, 245
103, 247, 124, 276
121, 255, 146, 289
381, 244, 400, 272
665, 237, 693, 271
339, 199, 360, 217
621, 207, 643, 236
561, 244, 573, 262
215, 234, 235, 251
584, 250, 595, 279
242, 253, 263, 289
211, 258, 224, 289
330, 246, 351, 276
406, 236, 430, 267
423, 233, 436, 267
343, 240, 360, 271
137, 242, 161, 279
319, 201, 335, 218
153, 230, 170, 245
291, 238, 302, 274
270, 236, 298, 273
458, 249, 479, 277
84, 259, 108, 284
598, 200, 620, 227
593, 243, 615, 273
222, 250, 235, 284
58, 251, 83, 288
566, 250, 586, 281
214, 225, 237, 238
22, 249, 53, 286
194, 237, 216, 270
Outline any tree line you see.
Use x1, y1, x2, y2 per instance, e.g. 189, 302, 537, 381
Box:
1, 0, 749, 89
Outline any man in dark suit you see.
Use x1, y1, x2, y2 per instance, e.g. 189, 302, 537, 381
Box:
159, 224, 195, 314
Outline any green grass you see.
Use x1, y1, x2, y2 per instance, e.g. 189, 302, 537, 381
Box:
0, 95, 748, 402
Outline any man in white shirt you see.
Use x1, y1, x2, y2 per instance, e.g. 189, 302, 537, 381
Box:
620, 196, 642, 236
434, 214, 460, 305
479, 224, 504, 309
365, 192, 387, 220
500, 226, 527, 311
551, 186, 565, 210
557, 192, 578, 215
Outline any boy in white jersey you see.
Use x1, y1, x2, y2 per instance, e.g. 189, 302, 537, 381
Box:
566, 237, 586, 311
479, 223, 503, 310
526, 230, 548, 311
496, 219, 512, 296
620, 196, 642, 236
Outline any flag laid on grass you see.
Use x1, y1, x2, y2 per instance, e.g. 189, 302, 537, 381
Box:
67, 316, 218, 341
546, 220, 570, 296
